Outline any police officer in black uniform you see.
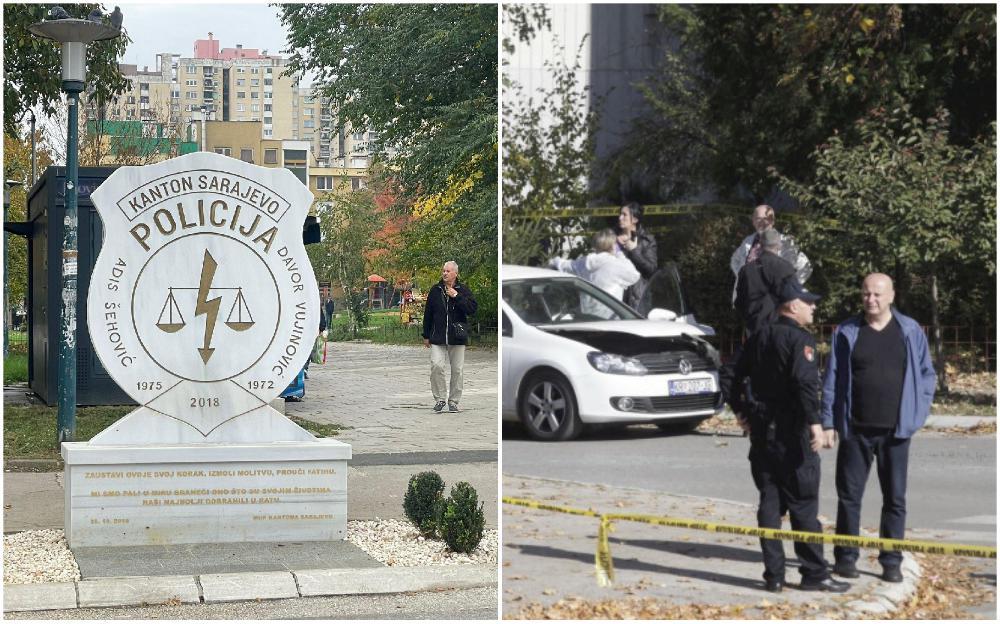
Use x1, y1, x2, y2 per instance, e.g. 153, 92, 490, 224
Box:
721, 278, 849, 593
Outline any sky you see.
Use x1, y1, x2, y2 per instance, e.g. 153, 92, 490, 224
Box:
115, 1, 303, 81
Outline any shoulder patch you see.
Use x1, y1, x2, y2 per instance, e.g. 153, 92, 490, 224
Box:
803, 345, 815, 362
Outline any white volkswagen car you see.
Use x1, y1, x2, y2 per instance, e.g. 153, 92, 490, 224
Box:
502, 264, 723, 441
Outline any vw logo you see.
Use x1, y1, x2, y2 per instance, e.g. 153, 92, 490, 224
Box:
678, 358, 692, 375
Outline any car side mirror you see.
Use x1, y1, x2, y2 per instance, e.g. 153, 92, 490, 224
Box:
647, 308, 677, 322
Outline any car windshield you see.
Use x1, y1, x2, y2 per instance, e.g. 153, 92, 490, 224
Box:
502, 277, 644, 325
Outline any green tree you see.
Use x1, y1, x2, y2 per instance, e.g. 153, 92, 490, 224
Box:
3, 131, 54, 329
502, 41, 600, 265
307, 190, 385, 337
777, 106, 996, 389
3, 3, 131, 137
616, 4, 996, 201
279, 3, 497, 322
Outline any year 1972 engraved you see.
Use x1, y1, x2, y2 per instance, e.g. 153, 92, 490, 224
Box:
247, 380, 275, 390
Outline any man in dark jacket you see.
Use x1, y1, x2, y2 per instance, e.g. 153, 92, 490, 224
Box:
735, 228, 797, 336
616, 202, 658, 316
422, 261, 478, 413
721, 278, 848, 594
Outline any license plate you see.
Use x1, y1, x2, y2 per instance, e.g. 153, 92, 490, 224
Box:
668, 378, 714, 395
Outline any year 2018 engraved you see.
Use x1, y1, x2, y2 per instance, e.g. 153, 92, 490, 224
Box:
137, 381, 163, 391
191, 397, 221, 408
247, 380, 275, 390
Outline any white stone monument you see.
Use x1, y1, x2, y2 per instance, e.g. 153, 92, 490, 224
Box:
63, 152, 350, 547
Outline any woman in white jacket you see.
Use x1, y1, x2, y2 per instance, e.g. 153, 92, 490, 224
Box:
549, 229, 640, 301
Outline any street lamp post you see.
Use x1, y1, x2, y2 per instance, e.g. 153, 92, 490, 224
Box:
29, 14, 121, 444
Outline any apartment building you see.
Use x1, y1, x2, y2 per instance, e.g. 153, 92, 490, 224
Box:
96, 34, 375, 169
203, 120, 367, 203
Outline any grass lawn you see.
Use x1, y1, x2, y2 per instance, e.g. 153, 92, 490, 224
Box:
3, 404, 346, 462
3, 405, 131, 460
4, 353, 28, 384
327, 308, 497, 348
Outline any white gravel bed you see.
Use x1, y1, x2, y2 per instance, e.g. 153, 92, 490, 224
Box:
3, 520, 497, 585
3, 529, 80, 584
347, 519, 498, 567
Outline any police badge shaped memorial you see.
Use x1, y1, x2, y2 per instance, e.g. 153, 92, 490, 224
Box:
63, 152, 350, 547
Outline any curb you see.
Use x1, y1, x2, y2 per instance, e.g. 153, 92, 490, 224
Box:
3, 564, 497, 613
924, 415, 995, 429
843, 553, 921, 617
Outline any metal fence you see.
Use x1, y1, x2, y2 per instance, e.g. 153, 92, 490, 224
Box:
6, 328, 29, 355
715, 324, 996, 373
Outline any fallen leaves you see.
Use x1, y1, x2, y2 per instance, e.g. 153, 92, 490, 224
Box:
887, 554, 995, 620
504, 596, 829, 620
935, 420, 997, 436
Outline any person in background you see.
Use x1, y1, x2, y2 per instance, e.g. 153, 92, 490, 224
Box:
615, 201, 658, 316
730, 204, 811, 305
303, 302, 327, 382
734, 228, 797, 337
422, 261, 478, 413
549, 228, 640, 302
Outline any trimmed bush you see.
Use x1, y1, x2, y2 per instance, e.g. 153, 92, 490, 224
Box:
438, 481, 486, 554
403, 471, 445, 536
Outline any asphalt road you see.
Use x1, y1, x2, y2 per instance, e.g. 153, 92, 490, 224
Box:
503, 424, 997, 545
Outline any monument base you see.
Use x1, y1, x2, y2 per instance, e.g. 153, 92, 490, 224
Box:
62, 439, 351, 548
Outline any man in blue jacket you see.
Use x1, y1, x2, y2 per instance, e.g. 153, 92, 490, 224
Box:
821, 273, 936, 583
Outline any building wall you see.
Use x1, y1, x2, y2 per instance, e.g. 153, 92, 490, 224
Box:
503, 4, 680, 200
204, 121, 263, 163
308, 166, 369, 196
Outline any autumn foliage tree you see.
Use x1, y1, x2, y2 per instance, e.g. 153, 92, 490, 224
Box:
281, 3, 497, 326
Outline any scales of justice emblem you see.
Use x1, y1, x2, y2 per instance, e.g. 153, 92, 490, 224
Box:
87, 152, 320, 443
155, 250, 256, 362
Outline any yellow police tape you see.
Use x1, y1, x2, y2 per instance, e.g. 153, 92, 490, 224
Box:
503, 496, 997, 586
509, 203, 744, 220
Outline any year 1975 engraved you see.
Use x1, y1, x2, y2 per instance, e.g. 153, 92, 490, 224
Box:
137, 381, 163, 391
190, 397, 221, 408
247, 380, 275, 390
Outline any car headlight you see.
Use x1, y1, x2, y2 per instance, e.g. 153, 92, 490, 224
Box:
586, 351, 648, 375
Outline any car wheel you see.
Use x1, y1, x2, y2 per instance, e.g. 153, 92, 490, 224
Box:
518, 371, 581, 441
655, 418, 705, 434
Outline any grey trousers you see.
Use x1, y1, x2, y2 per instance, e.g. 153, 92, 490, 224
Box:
430, 344, 466, 404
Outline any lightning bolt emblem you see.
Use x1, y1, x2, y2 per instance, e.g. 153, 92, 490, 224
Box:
194, 250, 222, 364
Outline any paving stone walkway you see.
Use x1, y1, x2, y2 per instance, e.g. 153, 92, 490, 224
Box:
286, 341, 497, 455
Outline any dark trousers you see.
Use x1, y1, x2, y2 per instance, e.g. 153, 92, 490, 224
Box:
834, 427, 911, 569
750, 443, 829, 583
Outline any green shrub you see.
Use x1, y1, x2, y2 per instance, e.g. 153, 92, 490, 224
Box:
438, 481, 486, 554
403, 471, 445, 536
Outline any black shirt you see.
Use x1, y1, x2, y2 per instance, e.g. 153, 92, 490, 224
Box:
850, 316, 906, 429
735, 252, 796, 336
